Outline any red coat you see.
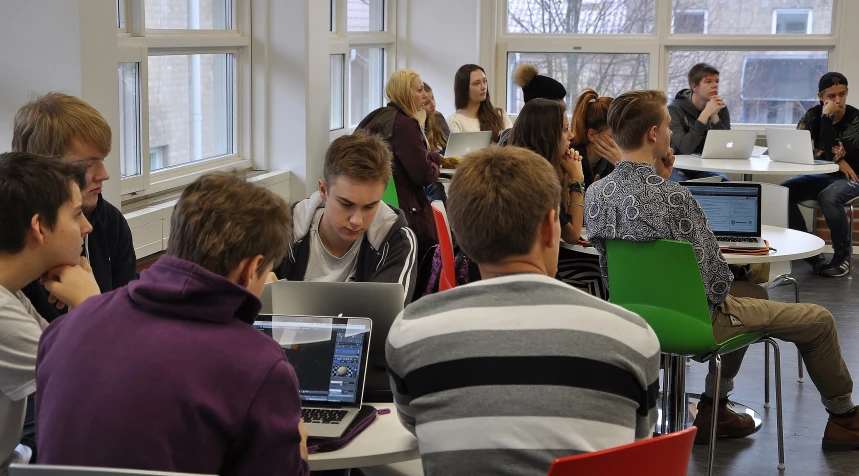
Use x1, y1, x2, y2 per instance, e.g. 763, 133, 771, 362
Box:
385, 102, 442, 254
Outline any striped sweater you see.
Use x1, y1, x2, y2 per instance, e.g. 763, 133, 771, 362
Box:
385, 274, 661, 476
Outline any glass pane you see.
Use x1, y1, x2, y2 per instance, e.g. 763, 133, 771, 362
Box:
330, 0, 336, 32
145, 0, 232, 30
118, 63, 141, 178
506, 0, 655, 34
670, 0, 831, 35
349, 47, 386, 127
673, 10, 707, 34
148, 54, 235, 172
506, 52, 650, 114
331, 55, 345, 131
668, 50, 829, 125
347, 0, 385, 32
117, 0, 126, 29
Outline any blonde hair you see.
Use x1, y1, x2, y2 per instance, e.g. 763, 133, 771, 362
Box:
12, 92, 111, 158
386, 69, 421, 117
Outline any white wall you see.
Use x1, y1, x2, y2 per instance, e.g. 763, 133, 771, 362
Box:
0, 0, 121, 205
836, 0, 858, 108
401, 0, 493, 117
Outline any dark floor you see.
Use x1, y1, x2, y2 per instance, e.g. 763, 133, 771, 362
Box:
686, 261, 859, 475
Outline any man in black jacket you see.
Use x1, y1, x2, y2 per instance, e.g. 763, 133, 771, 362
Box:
668, 63, 731, 182
11, 92, 137, 457
275, 132, 418, 304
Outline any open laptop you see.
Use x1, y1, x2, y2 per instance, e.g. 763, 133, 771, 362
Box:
766, 128, 830, 165
696, 130, 757, 159
681, 182, 768, 249
255, 315, 372, 439
444, 131, 492, 158
264, 281, 404, 402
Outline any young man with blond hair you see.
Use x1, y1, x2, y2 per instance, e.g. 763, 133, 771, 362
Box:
385, 146, 661, 476
0, 153, 99, 474
12, 92, 137, 321
275, 132, 418, 303
585, 89, 859, 450
36, 173, 308, 475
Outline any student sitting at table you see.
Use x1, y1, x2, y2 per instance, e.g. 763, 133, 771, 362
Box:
498, 63, 567, 146
782, 72, 859, 278
421, 82, 449, 205
0, 152, 99, 474
585, 89, 859, 449
448, 64, 513, 143
36, 173, 309, 475
274, 132, 418, 304
668, 63, 730, 182
386, 145, 660, 476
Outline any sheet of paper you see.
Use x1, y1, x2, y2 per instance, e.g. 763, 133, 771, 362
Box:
751, 146, 768, 158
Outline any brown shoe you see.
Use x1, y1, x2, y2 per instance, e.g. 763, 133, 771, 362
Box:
822, 407, 859, 451
693, 398, 760, 444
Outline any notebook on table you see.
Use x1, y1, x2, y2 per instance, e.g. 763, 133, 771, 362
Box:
254, 315, 372, 439
681, 182, 768, 250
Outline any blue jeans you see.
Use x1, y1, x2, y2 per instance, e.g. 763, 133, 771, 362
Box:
669, 168, 730, 182
783, 172, 859, 260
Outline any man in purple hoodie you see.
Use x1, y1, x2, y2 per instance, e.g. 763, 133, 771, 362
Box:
35, 173, 309, 475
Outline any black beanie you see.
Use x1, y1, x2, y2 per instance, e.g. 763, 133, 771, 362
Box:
514, 64, 567, 103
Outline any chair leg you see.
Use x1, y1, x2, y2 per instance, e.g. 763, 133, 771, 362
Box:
686, 356, 691, 367
661, 355, 671, 433
763, 338, 786, 470
798, 349, 805, 383
850, 205, 855, 276
782, 276, 805, 383
707, 354, 721, 476
764, 344, 770, 409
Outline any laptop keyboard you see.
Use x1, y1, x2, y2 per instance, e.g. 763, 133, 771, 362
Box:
302, 408, 349, 424
716, 236, 759, 243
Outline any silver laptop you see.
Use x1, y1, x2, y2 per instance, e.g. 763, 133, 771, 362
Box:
682, 182, 768, 249
265, 281, 404, 402
255, 315, 372, 439
444, 131, 492, 158
766, 128, 829, 165
697, 130, 757, 159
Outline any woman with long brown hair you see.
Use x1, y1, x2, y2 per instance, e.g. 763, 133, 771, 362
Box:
447, 64, 513, 143
422, 82, 449, 153
570, 88, 621, 186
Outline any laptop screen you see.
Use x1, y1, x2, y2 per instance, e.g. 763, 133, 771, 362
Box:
683, 184, 762, 236
254, 316, 371, 406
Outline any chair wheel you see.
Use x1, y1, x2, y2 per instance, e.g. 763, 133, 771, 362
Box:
797, 378, 804, 383
764, 403, 770, 409
778, 464, 786, 470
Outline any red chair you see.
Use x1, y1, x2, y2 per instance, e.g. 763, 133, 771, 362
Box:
547, 427, 697, 476
431, 200, 456, 291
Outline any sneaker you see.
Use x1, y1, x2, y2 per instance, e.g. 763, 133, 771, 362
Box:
806, 254, 828, 274
821, 259, 851, 278
823, 407, 859, 451
692, 397, 760, 444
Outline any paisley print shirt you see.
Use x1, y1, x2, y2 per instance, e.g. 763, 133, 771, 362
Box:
584, 161, 734, 314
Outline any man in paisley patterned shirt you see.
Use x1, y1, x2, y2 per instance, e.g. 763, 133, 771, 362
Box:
782, 73, 859, 277
586, 89, 859, 451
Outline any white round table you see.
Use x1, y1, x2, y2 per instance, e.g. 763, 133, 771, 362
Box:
673, 154, 838, 181
308, 403, 420, 471
563, 226, 825, 264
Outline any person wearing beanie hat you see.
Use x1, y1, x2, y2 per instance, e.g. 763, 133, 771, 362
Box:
782, 71, 859, 277
513, 63, 567, 104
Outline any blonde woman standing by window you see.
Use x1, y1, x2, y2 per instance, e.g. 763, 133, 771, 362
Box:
447, 64, 513, 143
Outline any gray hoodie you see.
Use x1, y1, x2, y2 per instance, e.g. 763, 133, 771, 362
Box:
668, 89, 731, 155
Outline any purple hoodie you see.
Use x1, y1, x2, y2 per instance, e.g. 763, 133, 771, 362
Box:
35, 256, 309, 476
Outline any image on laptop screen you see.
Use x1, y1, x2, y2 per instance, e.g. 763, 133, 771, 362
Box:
684, 184, 761, 235
254, 316, 371, 404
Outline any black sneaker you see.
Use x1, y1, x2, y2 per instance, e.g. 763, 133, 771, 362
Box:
821, 259, 851, 277
806, 254, 828, 274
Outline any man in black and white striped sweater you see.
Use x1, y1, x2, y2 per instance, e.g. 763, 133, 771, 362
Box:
385, 145, 661, 476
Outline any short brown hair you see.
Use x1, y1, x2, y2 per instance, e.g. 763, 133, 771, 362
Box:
688, 63, 720, 88
447, 146, 560, 264
12, 92, 112, 158
607, 89, 668, 151
167, 173, 292, 278
0, 152, 87, 254
327, 131, 393, 185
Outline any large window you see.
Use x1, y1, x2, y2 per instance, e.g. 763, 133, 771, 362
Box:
117, 0, 248, 197
500, 0, 836, 126
329, 0, 395, 134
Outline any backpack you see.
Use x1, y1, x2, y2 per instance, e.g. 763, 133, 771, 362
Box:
355, 106, 398, 140
419, 242, 481, 297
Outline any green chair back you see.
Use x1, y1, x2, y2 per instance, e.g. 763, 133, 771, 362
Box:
606, 239, 764, 359
382, 177, 399, 208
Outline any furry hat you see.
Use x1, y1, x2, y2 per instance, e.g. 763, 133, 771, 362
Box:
514, 64, 567, 103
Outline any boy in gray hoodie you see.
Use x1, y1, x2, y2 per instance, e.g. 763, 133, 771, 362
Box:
668, 63, 731, 181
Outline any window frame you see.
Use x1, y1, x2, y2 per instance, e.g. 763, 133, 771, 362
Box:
496, 0, 840, 130
772, 8, 814, 35
328, 0, 397, 142
117, 0, 251, 200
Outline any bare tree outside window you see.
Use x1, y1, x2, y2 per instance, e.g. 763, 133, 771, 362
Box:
670, 0, 831, 35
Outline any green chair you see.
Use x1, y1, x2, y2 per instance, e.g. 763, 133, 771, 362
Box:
606, 239, 785, 475
381, 177, 399, 208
